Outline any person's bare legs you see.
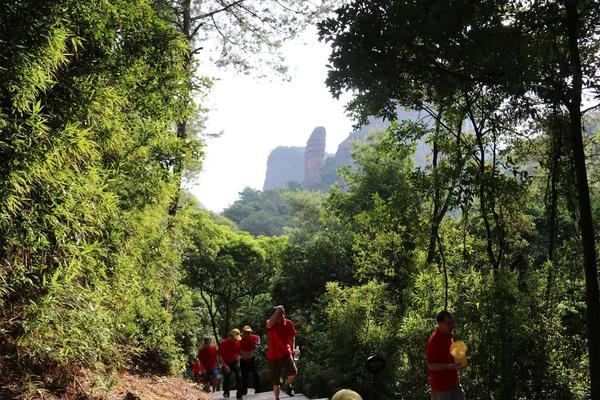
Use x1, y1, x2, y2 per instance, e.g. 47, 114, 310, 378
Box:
285, 373, 297, 396
273, 375, 296, 399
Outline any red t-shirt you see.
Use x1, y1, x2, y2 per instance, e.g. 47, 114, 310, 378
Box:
426, 329, 458, 391
219, 338, 241, 364
198, 345, 218, 370
240, 334, 261, 352
192, 360, 204, 375
265, 319, 296, 361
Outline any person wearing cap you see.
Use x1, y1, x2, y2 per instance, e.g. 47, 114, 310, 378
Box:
426, 310, 465, 400
197, 336, 219, 393
239, 325, 262, 396
219, 329, 243, 399
266, 305, 298, 399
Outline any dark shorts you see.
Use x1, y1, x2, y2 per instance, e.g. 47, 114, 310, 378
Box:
431, 384, 465, 400
268, 355, 297, 385
202, 367, 220, 381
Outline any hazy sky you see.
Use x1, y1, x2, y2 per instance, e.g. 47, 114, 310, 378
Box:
187, 27, 353, 212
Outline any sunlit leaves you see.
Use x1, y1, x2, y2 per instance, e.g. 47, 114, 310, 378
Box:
0, 0, 200, 380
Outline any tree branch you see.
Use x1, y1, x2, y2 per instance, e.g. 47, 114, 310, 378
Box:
211, 15, 239, 46
583, 102, 600, 115
192, 0, 245, 21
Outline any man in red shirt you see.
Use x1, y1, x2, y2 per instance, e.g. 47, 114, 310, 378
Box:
266, 305, 298, 400
219, 329, 242, 399
197, 337, 219, 393
239, 325, 262, 396
426, 311, 465, 400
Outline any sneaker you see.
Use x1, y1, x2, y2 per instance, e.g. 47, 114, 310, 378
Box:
285, 384, 295, 397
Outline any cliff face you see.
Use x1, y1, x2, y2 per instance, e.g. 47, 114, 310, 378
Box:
262, 127, 328, 191
304, 127, 326, 187
263, 146, 305, 190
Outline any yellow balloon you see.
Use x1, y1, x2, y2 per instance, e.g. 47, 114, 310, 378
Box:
450, 341, 468, 367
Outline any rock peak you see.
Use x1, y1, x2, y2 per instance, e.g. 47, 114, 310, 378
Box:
304, 127, 326, 186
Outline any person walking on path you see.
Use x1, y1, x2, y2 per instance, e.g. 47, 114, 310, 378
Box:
197, 337, 219, 393
219, 329, 243, 399
192, 358, 204, 387
266, 305, 298, 399
426, 311, 465, 400
239, 325, 262, 396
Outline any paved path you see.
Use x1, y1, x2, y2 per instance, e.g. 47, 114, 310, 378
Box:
210, 388, 326, 400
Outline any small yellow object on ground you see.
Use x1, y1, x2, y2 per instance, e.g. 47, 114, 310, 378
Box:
450, 341, 468, 367
331, 389, 363, 400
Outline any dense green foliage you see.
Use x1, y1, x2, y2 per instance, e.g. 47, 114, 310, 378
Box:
319, 1, 600, 397
222, 187, 333, 237
182, 202, 287, 340
223, 188, 293, 236
288, 125, 597, 399
0, 0, 205, 388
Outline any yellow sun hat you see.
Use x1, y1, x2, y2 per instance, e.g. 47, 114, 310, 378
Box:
331, 389, 363, 400
230, 328, 241, 341
450, 341, 468, 367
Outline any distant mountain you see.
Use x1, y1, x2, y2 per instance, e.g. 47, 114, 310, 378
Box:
332, 116, 389, 169
263, 109, 433, 191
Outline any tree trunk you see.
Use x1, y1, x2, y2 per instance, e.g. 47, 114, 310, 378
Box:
437, 233, 449, 310
223, 288, 232, 338
169, 121, 188, 215
169, 0, 193, 216
545, 110, 561, 316
427, 108, 463, 266
476, 130, 497, 269
199, 290, 221, 344
427, 128, 441, 265
489, 131, 506, 267
564, 1, 600, 397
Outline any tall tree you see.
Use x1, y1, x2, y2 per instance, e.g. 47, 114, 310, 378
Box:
326, 129, 424, 301
182, 209, 285, 339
